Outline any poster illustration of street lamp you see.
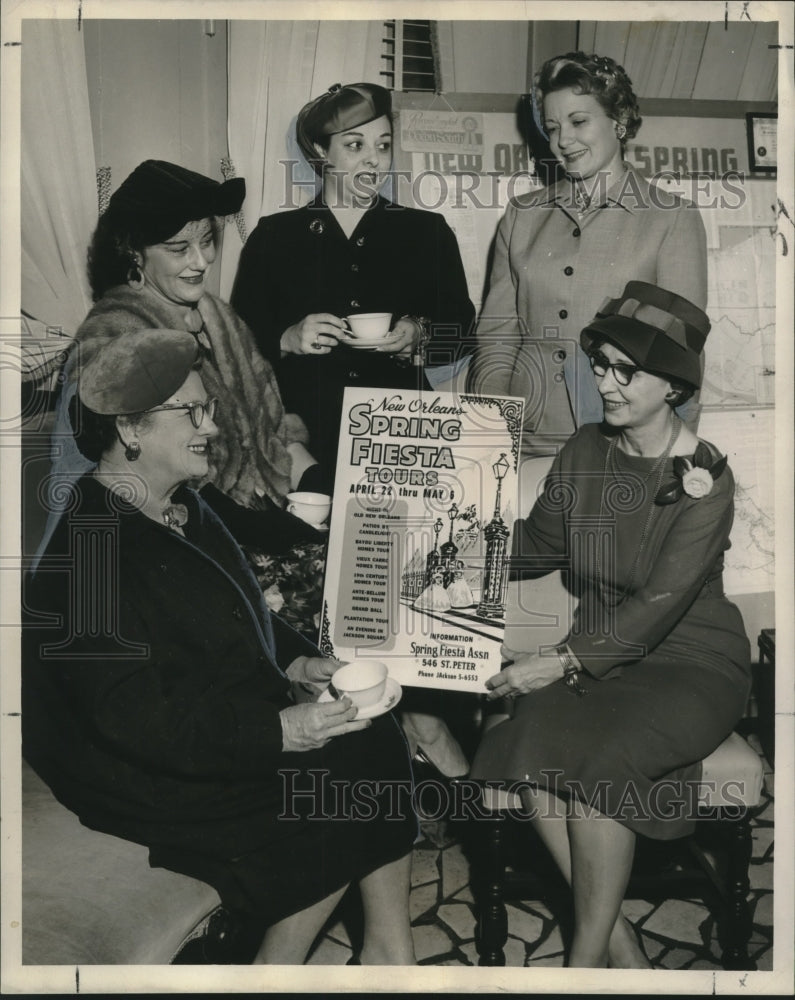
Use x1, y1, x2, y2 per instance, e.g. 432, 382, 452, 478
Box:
319, 387, 523, 692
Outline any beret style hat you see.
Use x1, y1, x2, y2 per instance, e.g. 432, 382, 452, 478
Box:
79, 328, 199, 415
106, 160, 246, 245
580, 280, 711, 388
295, 82, 392, 167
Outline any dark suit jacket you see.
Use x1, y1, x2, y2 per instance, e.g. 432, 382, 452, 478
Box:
231, 195, 475, 470
22, 476, 325, 859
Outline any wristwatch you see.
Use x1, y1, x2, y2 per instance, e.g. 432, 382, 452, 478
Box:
555, 642, 587, 697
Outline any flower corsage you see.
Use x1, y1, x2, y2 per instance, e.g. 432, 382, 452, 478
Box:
656, 442, 727, 504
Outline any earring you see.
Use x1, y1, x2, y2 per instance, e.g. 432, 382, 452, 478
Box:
127, 258, 145, 291
615, 123, 627, 141
124, 441, 141, 462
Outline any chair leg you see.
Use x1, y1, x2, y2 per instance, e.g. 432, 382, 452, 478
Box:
721, 812, 756, 971
475, 811, 509, 966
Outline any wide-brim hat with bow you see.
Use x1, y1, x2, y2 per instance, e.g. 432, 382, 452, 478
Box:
79, 328, 199, 415
296, 82, 392, 169
580, 280, 710, 388
106, 160, 245, 246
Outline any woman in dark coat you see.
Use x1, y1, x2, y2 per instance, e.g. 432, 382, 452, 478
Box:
23, 328, 417, 964
233, 83, 476, 781
472, 282, 751, 967
231, 82, 476, 475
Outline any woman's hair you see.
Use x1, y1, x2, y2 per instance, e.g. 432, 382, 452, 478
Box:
536, 51, 642, 142
69, 394, 150, 462
86, 212, 223, 302
296, 83, 394, 175
665, 379, 695, 408
311, 113, 395, 156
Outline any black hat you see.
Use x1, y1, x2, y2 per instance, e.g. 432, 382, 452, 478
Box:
580, 281, 710, 388
79, 328, 199, 415
106, 160, 246, 245
296, 83, 392, 168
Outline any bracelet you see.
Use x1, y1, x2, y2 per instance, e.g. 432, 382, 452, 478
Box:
555, 643, 587, 697
401, 315, 431, 366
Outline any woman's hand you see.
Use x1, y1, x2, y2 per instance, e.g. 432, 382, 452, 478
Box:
286, 655, 341, 702
280, 698, 370, 752
281, 314, 346, 356
484, 647, 562, 700
377, 317, 420, 356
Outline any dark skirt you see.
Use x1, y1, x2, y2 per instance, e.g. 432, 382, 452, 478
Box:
471, 652, 751, 840
149, 711, 417, 923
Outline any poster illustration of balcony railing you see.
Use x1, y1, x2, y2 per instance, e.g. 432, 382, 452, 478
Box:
319, 386, 524, 692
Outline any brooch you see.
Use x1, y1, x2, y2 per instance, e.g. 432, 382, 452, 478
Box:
162, 503, 189, 530
656, 443, 727, 504
309, 219, 324, 235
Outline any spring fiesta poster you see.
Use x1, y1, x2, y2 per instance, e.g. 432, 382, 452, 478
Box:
319, 387, 524, 692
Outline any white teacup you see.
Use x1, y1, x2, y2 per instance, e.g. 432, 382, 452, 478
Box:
331, 659, 388, 709
286, 491, 331, 525
344, 312, 392, 342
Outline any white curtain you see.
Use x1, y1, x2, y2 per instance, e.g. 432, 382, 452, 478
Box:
219, 20, 383, 299
21, 20, 98, 336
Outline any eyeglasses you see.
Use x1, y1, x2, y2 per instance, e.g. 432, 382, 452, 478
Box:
588, 350, 643, 387
148, 398, 218, 428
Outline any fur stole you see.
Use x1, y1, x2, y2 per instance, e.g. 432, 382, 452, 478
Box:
75, 285, 309, 505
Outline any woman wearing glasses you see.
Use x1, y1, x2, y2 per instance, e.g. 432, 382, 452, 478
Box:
24, 329, 417, 965
471, 282, 751, 967
43, 160, 326, 568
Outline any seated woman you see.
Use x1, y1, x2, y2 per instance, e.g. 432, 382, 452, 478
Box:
41, 159, 329, 632
472, 281, 751, 968
23, 328, 417, 965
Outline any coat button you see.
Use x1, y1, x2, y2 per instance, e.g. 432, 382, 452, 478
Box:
554, 373, 565, 383
553, 349, 567, 363
350, 299, 360, 308
356, 236, 365, 246
348, 371, 360, 379
351, 263, 359, 272
564, 266, 574, 276
558, 309, 568, 320
572, 228, 581, 237
232, 606, 243, 620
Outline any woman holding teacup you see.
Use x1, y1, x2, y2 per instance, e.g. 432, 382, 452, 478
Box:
232, 82, 476, 474
23, 329, 417, 965
58, 159, 326, 512
40, 159, 330, 635
233, 84, 476, 783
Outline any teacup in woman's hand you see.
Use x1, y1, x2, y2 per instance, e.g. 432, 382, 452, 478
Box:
286, 492, 332, 525
330, 660, 388, 709
343, 312, 392, 342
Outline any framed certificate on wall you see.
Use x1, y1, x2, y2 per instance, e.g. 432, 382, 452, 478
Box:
746, 112, 777, 173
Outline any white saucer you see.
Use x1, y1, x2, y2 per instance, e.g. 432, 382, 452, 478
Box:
344, 339, 384, 350
318, 676, 403, 719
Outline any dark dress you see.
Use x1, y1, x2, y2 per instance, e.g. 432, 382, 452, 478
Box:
471, 424, 751, 840
231, 194, 476, 472
22, 476, 416, 922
